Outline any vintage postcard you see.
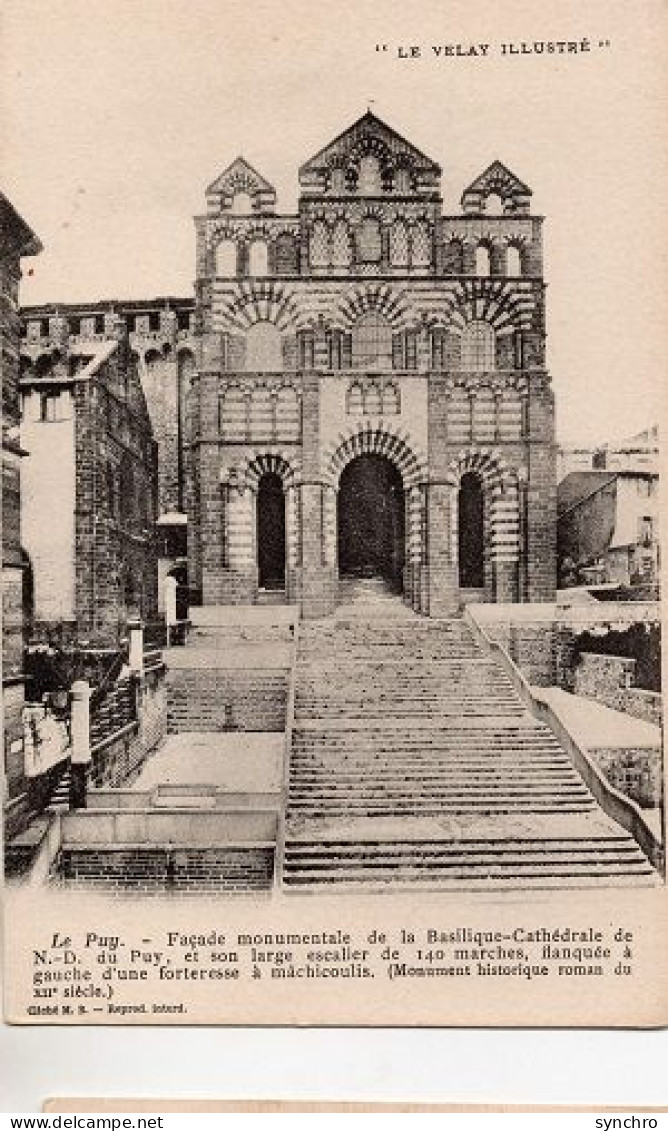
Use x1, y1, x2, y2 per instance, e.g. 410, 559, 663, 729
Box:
2, 0, 667, 1026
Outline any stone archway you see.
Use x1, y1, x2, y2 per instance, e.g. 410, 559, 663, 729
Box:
325, 425, 428, 609
338, 454, 405, 593
445, 449, 520, 603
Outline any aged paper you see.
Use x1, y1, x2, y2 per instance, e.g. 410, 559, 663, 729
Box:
40, 1102, 668, 1114
2, 0, 667, 1028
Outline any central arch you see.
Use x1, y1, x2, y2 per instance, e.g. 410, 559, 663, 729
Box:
338, 454, 405, 591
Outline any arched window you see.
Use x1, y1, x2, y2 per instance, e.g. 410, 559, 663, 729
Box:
231, 191, 253, 215
358, 155, 381, 195
461, 321, 495, 372
215, 239, 237, 276
458, 472, 485, 588
248, 239, 269, 276
389, 221, 409, 268
257, 472, 285, 589
411, 221, 431, 268
485, 192, 504, 215
274, 232, 298, 274
475, 243, 492, 276
352, 312, 393, 369
309, 220, 330, 267
331, 220, 351, 267
245, 321, 282, 372
347, 382, 364, 414
506, 244, 522, 278
358, 217, 382, 263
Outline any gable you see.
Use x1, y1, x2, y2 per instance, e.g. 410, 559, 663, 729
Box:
463, 161, 531, 198
299, 111, 441, 194
206, 158, 276, 214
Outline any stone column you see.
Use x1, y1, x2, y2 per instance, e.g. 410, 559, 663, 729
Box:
128, 618, 144, 675
164, 576, 178, 641
70, 680, 92, 809
405, 485, 424, 610
425, 482, 459, 617
490, 242, 506, 276
296, 374, 336, 618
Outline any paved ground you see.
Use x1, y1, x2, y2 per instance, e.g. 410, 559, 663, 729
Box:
132, 732, 284, 793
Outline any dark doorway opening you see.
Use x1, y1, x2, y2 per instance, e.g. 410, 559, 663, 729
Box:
257, 472, 286, 588
338, 454, 405, 589
458, 471, 485, 588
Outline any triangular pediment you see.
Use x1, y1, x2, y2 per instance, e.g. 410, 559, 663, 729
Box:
206, 157, 275, 199
463, 161, 531, 199
299, 111, 441, 193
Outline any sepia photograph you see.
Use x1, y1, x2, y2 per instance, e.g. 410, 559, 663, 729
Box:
2, 0, 666, 1028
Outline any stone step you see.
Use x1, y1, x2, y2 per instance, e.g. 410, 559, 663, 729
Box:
289, 772, 588, 786
284, 850, 651, 872
285, 613, 654, 889
287, 802, 596, 815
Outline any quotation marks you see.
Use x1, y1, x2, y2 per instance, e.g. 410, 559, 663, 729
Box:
375, 44, 388, 52
598, 39, 611, 48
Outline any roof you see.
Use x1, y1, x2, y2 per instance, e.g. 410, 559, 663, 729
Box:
557, 471, 617, 518
206, 157, 275, 198
0, 191, 42, 259
461, 160, 531, 198
299, 110, 441, 177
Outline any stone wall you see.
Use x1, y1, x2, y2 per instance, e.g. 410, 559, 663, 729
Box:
588, 746, 663, 809
55, 846, 274, 893
469, 605, 557, 685
469, 602, 662, 697
73, 349, 159, 645
573, 652, 662, 727
90, 665, 166, 788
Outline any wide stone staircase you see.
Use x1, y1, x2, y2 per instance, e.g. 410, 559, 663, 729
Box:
283, 616, 657, 889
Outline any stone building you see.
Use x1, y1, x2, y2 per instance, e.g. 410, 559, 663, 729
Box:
20, 299, 193, 610
188, 111, 556, 617
1, 190, 41, 836
20, 111, 557, 620
19, 326, 159, 645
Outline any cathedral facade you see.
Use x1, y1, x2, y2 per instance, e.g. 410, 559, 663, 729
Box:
188, 112, 556, 618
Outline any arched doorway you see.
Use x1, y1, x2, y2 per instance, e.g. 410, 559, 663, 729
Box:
257, 472, 286, 589
338, 454, 405, 591
458, 472, 485, 588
